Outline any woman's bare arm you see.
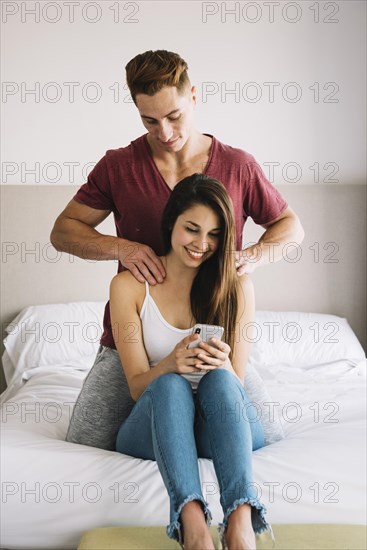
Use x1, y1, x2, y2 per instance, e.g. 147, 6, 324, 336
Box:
230, 274, 256, 383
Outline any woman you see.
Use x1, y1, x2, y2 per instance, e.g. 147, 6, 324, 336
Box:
110, 174, 272, 550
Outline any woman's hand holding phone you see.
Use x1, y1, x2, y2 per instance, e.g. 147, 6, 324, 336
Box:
194, 338, 232, 371
157, 333, 214, 375
157, 325, 231, 375
187, 324, 231, 372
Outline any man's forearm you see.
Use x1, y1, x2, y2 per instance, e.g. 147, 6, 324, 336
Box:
50, 218, 133, 262
245, 214, 305, 267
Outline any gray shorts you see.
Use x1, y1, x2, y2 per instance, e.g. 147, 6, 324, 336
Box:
65, 345, 135, 450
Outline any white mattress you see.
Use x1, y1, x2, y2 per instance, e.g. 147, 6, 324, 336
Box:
1, 306, 366, 550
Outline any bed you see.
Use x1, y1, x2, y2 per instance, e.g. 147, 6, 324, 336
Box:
0, 302, 366, 550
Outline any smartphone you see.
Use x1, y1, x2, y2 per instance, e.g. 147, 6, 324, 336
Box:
187, 324, 224, 349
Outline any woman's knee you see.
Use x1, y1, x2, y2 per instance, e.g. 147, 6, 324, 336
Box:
143, 374, 195, 419
199, 367, 235, 391
197, 368, 244, 406
148, 372, 192, 398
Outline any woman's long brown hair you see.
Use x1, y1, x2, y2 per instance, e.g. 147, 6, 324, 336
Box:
161, 174, 243, 358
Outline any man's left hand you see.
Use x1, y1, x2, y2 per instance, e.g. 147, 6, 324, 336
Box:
235, 245, 262, 275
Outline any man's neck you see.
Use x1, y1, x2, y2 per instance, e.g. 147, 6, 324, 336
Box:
146, 130, 208, 166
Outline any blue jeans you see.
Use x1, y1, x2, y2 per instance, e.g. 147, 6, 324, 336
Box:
116, 369, 271, 544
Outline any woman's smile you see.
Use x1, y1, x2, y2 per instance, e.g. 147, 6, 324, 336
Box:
184, 246, 206, 260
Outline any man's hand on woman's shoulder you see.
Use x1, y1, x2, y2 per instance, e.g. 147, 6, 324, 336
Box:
118, 241, 166, 285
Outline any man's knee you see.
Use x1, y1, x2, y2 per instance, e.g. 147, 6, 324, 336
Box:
65, 346, 134, 449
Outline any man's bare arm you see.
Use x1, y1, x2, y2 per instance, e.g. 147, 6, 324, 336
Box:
236, 206, 305, 274
50, 199, 121, 260
50, 199, 166, 283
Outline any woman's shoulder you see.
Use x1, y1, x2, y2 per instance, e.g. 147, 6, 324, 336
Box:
110, 270, 146, 309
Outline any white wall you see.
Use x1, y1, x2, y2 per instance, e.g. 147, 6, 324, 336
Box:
1, 1, 366, 393
1, 0, 366, 186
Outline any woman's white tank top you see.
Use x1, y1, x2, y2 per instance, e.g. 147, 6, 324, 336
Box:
139, 281, 206, 390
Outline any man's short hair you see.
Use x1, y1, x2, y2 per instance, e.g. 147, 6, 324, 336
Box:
125, 50, 190, 104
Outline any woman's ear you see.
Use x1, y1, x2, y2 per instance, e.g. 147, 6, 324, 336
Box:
191, 85, 197, 106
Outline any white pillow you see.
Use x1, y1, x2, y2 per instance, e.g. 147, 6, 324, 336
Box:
3, 304, 365, 388
3, 302, 105, 383
244, 363, 285, 445
250, 311, 365, 370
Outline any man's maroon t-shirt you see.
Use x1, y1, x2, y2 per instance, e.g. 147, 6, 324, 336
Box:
73, 133, 288, 349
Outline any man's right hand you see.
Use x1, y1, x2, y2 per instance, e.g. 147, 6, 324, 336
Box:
50, 199, 166, 286
119, 240, 166, 285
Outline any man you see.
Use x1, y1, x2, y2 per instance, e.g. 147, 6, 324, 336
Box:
51, 50, 304, 450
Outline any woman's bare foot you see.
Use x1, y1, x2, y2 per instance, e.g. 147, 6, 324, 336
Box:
181, 500, 215, 550
224, 503, 256, 550
224, 529, 256, 550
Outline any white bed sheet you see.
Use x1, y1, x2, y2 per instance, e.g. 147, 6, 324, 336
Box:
1, 360, 366, 550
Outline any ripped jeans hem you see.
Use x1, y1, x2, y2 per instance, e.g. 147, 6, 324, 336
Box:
218, 497, 275, 547
166, 493, 212, 544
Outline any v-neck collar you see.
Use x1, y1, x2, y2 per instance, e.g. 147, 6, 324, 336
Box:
142, 133, 216, 192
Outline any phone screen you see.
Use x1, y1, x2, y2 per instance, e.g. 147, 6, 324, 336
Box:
187, 324, 224, 348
